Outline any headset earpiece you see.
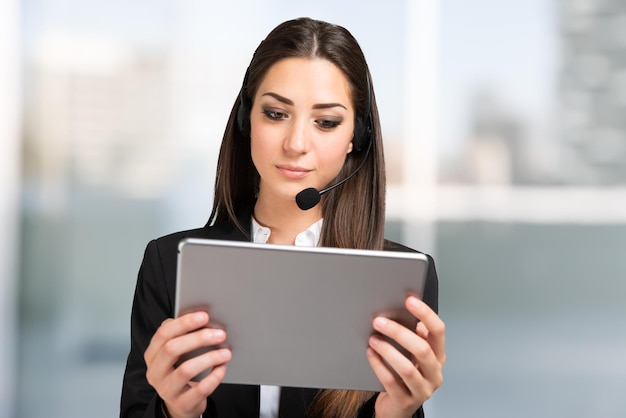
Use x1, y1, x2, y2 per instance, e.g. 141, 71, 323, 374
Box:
351, 73, 373, 153
237, 87, 251, 137
352, 115, 372, 153
236, 68, 252, 137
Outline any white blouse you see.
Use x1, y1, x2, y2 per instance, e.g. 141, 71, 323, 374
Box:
251, 216, 323, 418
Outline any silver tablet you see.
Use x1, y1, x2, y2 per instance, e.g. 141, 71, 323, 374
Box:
175, 238, 428, 392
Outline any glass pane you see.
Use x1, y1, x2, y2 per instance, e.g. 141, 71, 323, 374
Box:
434, 1, 626, 417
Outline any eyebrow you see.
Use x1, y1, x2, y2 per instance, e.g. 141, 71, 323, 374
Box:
261, 92, 347, 110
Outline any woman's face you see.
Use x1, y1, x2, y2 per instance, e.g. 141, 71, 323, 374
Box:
249, 57, 355, 206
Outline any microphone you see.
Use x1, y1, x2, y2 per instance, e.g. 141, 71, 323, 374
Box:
295, 187, 322, 211
295, 141, 372, 210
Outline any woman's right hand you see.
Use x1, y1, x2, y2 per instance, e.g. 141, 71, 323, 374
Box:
144, 311, 232, 418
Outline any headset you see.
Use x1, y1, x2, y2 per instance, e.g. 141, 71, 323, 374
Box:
236, 68, 373, 153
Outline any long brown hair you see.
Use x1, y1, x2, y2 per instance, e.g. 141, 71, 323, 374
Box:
209, 17, 385, 417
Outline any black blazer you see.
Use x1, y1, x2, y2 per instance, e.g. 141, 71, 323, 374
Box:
120, 212, 439, 418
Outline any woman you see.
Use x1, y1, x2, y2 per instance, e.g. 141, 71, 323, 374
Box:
121, 17, 445, 418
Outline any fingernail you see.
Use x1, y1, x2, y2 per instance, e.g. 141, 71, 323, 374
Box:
408, 297, 421, 308
220, 349, 231, 360
213, 329, 225, 339
374, 317, 388, 328
194, 312, 206, 323
369, 336, 380, 346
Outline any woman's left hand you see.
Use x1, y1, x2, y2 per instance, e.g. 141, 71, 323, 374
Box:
367, 296, 446, 418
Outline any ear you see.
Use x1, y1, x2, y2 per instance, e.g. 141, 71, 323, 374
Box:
347, 138, 354, 154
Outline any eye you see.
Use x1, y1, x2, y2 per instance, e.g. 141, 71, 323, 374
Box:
316, 118, 341, 130
262, 108, 288, 121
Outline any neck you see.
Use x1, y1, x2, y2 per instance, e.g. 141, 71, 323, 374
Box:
253, 194, 322, 245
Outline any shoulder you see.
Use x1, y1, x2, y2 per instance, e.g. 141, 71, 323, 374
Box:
383, 239, 435, 265
383, 239, 418, 253
137, 221, 250, 303
139, 227, 209, 284
147, 219, 250, 261
147, 227, 206, 260
154, 227, 207, 246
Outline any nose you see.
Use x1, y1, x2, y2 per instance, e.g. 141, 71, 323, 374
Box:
283, 118, 310, 154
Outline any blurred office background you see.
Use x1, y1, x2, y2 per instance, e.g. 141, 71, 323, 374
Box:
1, 0, 625, 416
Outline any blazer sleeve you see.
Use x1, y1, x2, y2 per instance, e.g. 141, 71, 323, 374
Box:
120, 239, 174, 418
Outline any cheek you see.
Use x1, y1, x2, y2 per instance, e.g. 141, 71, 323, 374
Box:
249, 125, 277, 162
319, 139, 353, 172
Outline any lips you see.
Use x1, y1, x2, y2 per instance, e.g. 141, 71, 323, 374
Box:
276, 165, 312, 179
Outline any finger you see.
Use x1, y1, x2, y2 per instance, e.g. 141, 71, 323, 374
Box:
406, 297, 446, 364
148, 327, 227, 385
145, 312, 209, 364
368, 334, 426, 393
165, 347, 232, 399
368, 335, 441, 408
172, 363, 229, 416
195, 362, 229, 396
416, 322, 428, 339
372, 316, 433, 367
366, 345, 412, 400
371, 315, 441, 386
